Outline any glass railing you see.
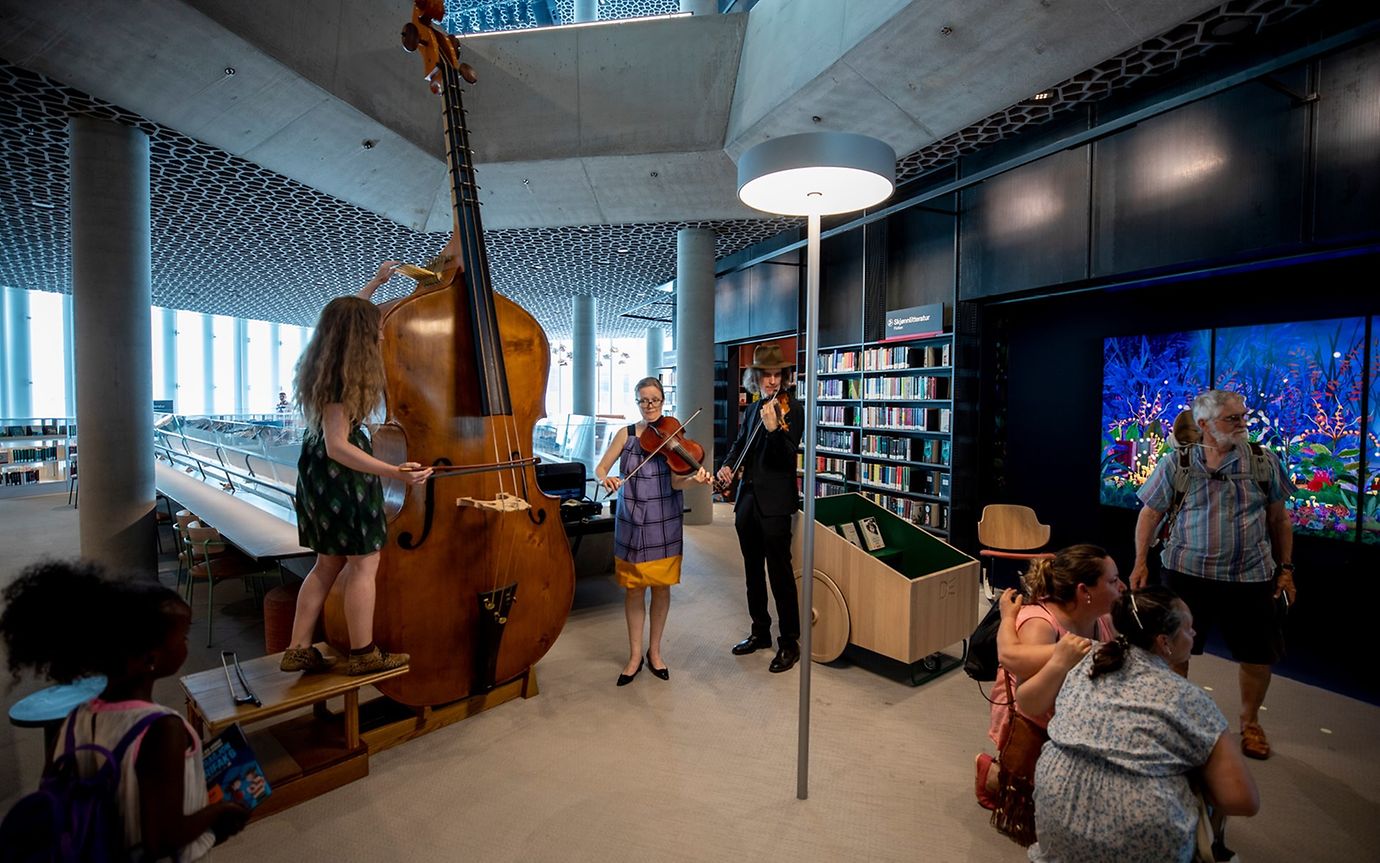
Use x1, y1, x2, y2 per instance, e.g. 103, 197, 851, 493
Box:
155, 414, 302, 511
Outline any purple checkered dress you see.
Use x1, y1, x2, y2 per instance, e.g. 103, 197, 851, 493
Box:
614, 425, 684, 565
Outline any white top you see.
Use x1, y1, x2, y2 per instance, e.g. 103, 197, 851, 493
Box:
57, 698, 217, 862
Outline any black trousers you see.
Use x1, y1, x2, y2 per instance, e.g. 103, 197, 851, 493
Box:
733, 486, 800, 645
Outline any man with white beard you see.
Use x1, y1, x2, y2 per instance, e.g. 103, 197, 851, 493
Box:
1131, 389, 1296, 761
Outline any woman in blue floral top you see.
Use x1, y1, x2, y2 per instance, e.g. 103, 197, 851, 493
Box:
1017, 587, 1259, 863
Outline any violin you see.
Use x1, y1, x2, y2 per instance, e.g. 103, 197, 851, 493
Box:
714, 390, 791, 499
639, 416, 707, 476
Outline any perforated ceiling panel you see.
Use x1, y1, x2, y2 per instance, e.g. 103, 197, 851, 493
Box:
444, 1, 681, 34
0, 60, 794, 337
0, 0, 1325, 338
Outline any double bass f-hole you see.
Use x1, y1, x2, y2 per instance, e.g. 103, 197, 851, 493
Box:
397, 457, 451, 551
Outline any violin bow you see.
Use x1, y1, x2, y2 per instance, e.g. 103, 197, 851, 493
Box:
617, 408, 704, 485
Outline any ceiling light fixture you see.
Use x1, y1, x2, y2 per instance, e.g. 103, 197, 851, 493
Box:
1032, 90, 1052, 101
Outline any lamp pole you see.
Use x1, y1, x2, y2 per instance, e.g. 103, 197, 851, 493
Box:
737, 132, 895, 800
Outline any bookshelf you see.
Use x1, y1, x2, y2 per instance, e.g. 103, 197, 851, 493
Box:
800, 334, 953, 535
0, 418, 76, 497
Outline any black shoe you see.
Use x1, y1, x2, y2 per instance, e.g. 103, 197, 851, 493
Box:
646, 651, 669, 680
769, 644, 801, 673
616, 658, 643, 686
731, 634, 773, 656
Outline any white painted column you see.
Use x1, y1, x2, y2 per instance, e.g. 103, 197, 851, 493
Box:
202, 314, 216, 414
158, 307, 177, 408
63, 294, 77, 417
645, 326, 665, 383
573, 0, 597, 23
571, 294, 598, 469
234, 317, 249, 415
69, 117, 155, 570
3, 286, 33, 417
676, 227, 715, 524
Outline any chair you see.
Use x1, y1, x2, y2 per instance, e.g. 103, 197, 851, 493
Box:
153, 493, 175, 555
184, 524, 267, 646
173, 510, 199, 586
976, 504, 1054, 597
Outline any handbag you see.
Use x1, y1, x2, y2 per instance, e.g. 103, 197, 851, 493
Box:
991, 672, 1048, 847
963, 597, 1002, 682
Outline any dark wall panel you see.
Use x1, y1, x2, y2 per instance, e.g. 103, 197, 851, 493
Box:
749, 255, 800, 336
958, 148, 1090, 300
884, 195, 957, 328
715, 267, 749, 343
1092, 77, 1307, 275
1315, 38, 1380, 241
819, 229, 864, 346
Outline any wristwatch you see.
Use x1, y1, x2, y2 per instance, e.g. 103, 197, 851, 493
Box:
1278, 563, 1295, 573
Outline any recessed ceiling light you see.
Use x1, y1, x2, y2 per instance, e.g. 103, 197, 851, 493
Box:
1032, 90, 1052, 101
596, 258, 613, 265
617, 248, 630, 253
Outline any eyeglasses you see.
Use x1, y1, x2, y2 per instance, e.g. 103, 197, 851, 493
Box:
637, 398, 664, 407
1214, 412, 1248, 425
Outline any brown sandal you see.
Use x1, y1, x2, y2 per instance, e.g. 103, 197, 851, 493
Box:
1241, 721, 1270, 760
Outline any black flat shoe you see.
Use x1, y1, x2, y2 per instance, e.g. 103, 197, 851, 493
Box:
731, 634, 773, 655
646, 651, 669, 680
769, 645, 801, 674
616, 658, 643, 686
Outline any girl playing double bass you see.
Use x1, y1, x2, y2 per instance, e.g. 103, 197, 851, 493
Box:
282, 262, 433, 676
595, 377, 712, 686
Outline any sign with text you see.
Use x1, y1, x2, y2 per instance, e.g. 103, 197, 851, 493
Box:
883, 303, 944, 341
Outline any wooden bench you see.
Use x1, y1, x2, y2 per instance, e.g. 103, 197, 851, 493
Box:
179, 645, 408, 818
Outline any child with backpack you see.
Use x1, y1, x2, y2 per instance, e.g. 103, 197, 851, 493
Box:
0, 560, 249, 861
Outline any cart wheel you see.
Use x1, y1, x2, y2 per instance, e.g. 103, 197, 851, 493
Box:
794, 568, 848, 662
922, 654, 941, 672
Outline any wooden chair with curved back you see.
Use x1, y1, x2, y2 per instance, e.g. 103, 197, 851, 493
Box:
976, 504, 1055, 597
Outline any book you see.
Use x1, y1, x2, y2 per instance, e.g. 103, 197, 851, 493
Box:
857, 516, 886, 551
838, 522, 863, 547
203, 723, 271, 810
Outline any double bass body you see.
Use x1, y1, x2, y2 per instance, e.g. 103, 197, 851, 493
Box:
323, 3, 575, 709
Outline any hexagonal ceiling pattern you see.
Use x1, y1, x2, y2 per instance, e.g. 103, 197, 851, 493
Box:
0, 0, 1322, 339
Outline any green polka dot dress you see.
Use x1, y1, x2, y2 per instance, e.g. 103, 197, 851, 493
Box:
294, 426, 387, 555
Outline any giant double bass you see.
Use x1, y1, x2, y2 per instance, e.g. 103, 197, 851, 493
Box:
325, 0, 575, 707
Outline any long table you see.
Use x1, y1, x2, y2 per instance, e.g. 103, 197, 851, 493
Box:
156, 462, 310, 561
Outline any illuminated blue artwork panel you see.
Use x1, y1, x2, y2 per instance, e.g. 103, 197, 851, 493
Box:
1366, 318, 1379, 544
1100, 330, 1210, 508
1214, 317, 1366, 540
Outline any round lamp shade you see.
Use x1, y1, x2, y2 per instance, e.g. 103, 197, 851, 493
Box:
737, 132, 896, 216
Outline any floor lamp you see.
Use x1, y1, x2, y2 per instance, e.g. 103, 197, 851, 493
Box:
737, 132, 896, 800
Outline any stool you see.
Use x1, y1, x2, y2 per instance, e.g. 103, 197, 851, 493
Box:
263, 583, 301, 654
8, 676, 108, 766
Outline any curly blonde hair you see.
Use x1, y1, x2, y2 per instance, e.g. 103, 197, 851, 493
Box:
293, 296, 385, 435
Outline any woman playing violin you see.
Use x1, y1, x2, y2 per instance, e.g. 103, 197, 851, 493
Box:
595, 377, 712, 686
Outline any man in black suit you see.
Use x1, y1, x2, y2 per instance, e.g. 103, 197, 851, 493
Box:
715, 344, 805, 673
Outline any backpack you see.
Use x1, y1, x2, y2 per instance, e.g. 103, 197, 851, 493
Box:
1156, 442, 1274, 546
0, 708, 163, 863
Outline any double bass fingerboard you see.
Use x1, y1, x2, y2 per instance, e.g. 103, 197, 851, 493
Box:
440, 53, 512, 418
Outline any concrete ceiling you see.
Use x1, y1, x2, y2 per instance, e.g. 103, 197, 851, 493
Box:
0, 0, 1225, 233
0, 0, 1329, 337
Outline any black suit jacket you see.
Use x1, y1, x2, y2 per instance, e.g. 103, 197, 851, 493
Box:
721, 390, 804, 517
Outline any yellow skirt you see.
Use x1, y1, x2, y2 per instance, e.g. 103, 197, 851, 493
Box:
615, 555, 682, 589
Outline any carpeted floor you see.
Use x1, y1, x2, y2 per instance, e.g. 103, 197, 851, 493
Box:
1, 493, 1376, 861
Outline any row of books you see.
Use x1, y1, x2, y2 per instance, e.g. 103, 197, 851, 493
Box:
1, 424, 71, 438
2, 469, 45, 486
798, 454, 857, 479
863, 343, 950, 371
813, 478, 849, 497
818, 405, 856, 426
861, 406, 951, 431
861, 375, 949, 400
818, 429, 855, 451
817, 350, 861, 374
0, 446, 62, 464
865, 491, 949, 530
859, 464, 951, 496
817, 378, 861, 400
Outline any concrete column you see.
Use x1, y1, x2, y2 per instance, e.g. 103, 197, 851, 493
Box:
676, 227, 715, 524
3, 286, 33, 417
573, 0, 597, 23
269, 322, 282, 405
571, 295, 597, 416
158, 307, 177, 408
234, 317, 249, 414
645, 326, 665, 383
70, 116, 155, 571
64, 294, 78, 417
202, 314, 215, 414
571, 294, 597, 469
680, 0, 718, 15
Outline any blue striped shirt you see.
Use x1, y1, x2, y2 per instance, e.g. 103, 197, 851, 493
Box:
1138, 444, 1292, 583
